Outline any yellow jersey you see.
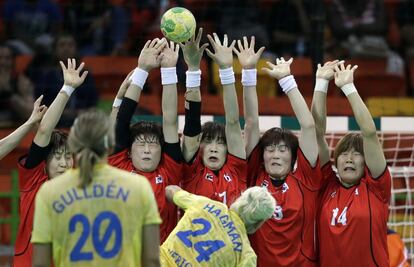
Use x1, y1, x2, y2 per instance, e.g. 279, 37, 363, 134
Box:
31, 163, 161, 267
161, 190, 256, 267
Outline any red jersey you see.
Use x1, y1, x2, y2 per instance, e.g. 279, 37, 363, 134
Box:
182, 152, 246, 207
108, 149, 181, 243
14, 157, 48, 267
248, 146, 322, 267
318, 162, 391, 267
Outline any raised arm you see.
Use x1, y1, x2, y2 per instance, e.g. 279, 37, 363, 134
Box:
206, 33, 245, 159
33, 59, 88, 147
262, 57, 318, 166
110, 71, 132, 125
0, 95, 46, 160
311, 60, 339, 166
233, 36, 265, 157
179, 28, 209, 162
114, 38, 166, 153
160, 41, 180, 144
334, 62, 386, 178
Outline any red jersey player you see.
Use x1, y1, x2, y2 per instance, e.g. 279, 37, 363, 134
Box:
108, 38, 182, 243
240, 42, 323, 266
14, 59, 88, 267
311, 61, 391, 266
180, 30, 246, 207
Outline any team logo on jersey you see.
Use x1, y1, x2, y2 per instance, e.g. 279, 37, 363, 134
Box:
355, 188, 359, 195
155, 175, 163, 184
330, 191, 337, 198
261, 180, 269, 188
272, 205, 283, 220
224, 173, 232, 182
205, 173, 214, 182
282, 182, 289, 193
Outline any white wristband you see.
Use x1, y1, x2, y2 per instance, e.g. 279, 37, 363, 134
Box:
278, 75, 297, 94
61, 85, 75, 97
314, 78, 329, 93
112, 98, 122, 108
341, 83, 357, 96
161, 67, 178, 85
242, 69, 257, 87
130, 68, 148, 89
219, 67, 235, 85
186, 70, 201, 88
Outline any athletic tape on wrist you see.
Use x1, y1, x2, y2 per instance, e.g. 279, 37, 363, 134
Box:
61, 85, 75, 96
131, 68, 148, 89
112, 98, 122, 108
341, 83, 357, 96
278, 75, 297, 94
186, 70, 202, 88
161, 67, 178, 85
242, 69, 257, 87
314, 78, 329, 93
219, 67, 235, 85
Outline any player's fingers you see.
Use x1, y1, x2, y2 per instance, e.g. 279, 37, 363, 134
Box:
150, 38, 159, 48
334, 64, 340, 73
67, 58, 72, 69
232, 46, 240, 56
317, 63, 322, 69
261, 67, 272, 76
266, 61, 276, 69
143, 40, 151, 49
223, 34, 228, 47
229, 40, 236, 49
200, 43, 209, 53
207, 34, 217, 50
72, 58, 76, 69
205, 48, 215, 60
339, 61, 345, 70
256, 46, 265, 57
237, 40, 243, 52
59, 61, 66, 70
286, 57, 293, 64
351, 65, 358, 72
250, 36, 255, 49
34, 95, 43, 106
346, 64, 351, 70
195, 27, 203, 44
80, 70, 88, 82
243, 36, 248, 49
76, 62, 85, 73
213, 32, 221, 46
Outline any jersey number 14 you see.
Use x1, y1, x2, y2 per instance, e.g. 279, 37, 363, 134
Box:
331, 207, 348, 226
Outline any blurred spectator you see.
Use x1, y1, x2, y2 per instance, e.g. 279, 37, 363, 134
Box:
63, 0, 130, 55
327, 0, 387, 58
217, 0, 269, 49
0, 44, 34, 127
266, 0, 311, 57
26, 34, 98, 127
2, 0, 62, 54
396, 0, 414, 60
326, 0, 403, 76
387, 229, 410, 267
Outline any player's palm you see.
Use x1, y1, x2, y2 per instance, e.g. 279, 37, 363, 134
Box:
316, 60, 340, 80
262, 57, 293, 80
334, 63, 358, 88
138, 38, 167, 71
234, 36, 265, 69
180, 28, 209, 69
60, 58, 88, 88
160, 41, 179, 68
206, 33, 235, 69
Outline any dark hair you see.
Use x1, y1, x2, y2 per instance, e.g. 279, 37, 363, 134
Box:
259, 127, 299, 170
46, 130, 70, 162
333, 133, 364, 166
68, 109, 114, 188
129, 121, 164, 147
201, 121, 226, 143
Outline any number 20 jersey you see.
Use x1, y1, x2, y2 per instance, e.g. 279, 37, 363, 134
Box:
31, 164, 161, 267
160, 190, 256, 267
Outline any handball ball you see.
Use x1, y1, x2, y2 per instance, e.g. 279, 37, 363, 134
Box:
160, 7, 196, 43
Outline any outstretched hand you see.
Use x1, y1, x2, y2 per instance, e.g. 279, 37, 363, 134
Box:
179, 28, 209, 71
262, 57, 293, 80
138, 38, 167, 72
205, 33, 235, 69
334, 62, 358, 88
60, 58, 88, 88
233, 36, 265, 69
316, 60, 341, 80
160, 41, 180, 68
27, 95, 47, 125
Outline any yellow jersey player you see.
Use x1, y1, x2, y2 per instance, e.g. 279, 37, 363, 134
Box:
31, 109, 161, 267
161, 185, 276, 267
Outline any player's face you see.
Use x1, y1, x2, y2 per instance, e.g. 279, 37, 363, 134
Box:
263, 142, 292, 180
201, 137, 227, 171
131, 134, 162, 172
46, 147, 73, 179
336, 147, 365, 186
